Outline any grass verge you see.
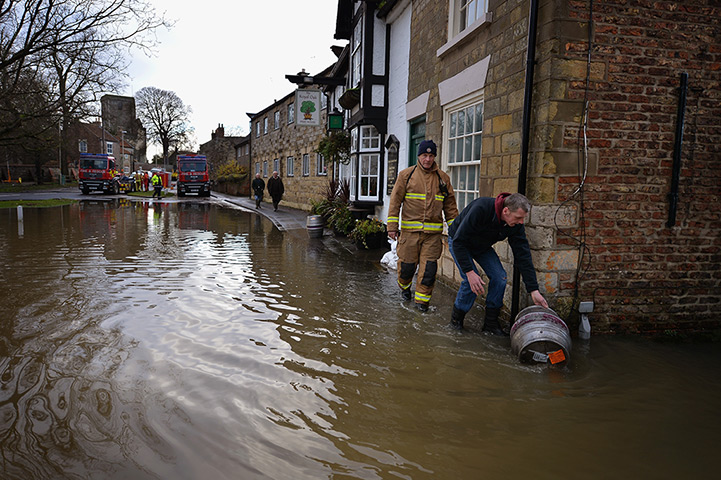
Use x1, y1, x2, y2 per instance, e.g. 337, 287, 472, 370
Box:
0, 199, 78, 209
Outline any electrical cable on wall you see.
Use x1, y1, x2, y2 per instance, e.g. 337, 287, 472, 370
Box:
555, 0, 594, 321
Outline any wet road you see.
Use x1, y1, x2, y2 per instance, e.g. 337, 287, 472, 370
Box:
0, 199, 720, 479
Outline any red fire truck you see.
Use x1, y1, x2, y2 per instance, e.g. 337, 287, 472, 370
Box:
176, 154, 211, 197
78, 153, 120, 195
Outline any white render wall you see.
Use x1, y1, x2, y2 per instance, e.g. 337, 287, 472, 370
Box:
379, 2, 412, 222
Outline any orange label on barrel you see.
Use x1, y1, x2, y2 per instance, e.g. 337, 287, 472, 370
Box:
548, 349, 566, 365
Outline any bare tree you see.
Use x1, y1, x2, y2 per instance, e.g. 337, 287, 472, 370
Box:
135, 86, 194, 167
0, 0, 171, 173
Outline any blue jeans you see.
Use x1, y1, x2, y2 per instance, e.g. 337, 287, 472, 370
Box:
448, 236, 507, 312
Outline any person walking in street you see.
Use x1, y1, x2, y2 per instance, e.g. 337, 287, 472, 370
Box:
143, 171, 149, 191
252, 173, 265, 209
387, 140, 458, 312
267, 171, 284, 211
448, 192, 548, 335
151, 172, 163, 199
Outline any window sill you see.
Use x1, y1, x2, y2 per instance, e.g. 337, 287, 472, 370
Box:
437, 12, 493, 58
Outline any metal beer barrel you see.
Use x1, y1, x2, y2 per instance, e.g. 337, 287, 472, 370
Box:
306, 215, 324, 238
510, 306, 572, 366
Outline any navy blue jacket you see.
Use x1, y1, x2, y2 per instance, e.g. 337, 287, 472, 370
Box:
448, 196, 539, 292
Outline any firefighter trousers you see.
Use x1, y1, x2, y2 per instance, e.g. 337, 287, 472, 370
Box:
396, 231, 443, 306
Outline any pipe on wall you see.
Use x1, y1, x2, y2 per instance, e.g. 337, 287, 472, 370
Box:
510, 0, 540, 324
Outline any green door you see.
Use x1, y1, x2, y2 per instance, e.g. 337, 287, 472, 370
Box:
409, 117, 426, 167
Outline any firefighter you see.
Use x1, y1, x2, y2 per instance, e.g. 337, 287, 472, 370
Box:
151, 172, 163, 199
387, 140, 458, 312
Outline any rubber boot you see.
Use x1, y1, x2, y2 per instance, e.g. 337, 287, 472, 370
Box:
400, 288, 412, 301
482, 307, 508, 336
450, 306, 466, 330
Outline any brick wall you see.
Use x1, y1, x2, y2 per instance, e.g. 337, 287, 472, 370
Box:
250, 95, 334, 212
548, 0, 721, 333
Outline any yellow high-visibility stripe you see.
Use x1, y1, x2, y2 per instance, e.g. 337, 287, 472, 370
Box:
388, 216, 399, 222
398, 280, 411, 289
405, 193, 425, 200
447, 218, 455, 226
414, 291, 431, 302
434, 195, 444, 201
401, 221, 424, 229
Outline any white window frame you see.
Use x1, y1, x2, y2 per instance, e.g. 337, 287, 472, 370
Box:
263, 160, 268, 177
274, 111, 280, 130
106, 142, 113, 155
286, 156, 294, 176
359, 125, 380, 151
256, 122, 260, 137
442, 92, 484, 212
440, 0, 491, 57
357, 153, 380, 201
288, 103, 295, 124
350, 19, 363, 87
316, 153, 327, 176
273, 158, 280, 173
78, 140, 87, 153
263, 117, 268, 135
302, 154, 310, 177
255, 162, 260, 175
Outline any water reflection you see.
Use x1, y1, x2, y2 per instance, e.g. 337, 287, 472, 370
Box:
0, 201, 720, 479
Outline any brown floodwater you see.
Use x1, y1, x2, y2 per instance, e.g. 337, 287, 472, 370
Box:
1, 200, 719, 479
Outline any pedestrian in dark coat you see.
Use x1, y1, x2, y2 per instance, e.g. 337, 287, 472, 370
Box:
252, 173, 265, 208
267, 171, 284, 211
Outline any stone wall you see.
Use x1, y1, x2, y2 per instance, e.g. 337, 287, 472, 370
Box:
250, 93, 334, 212
409, 0, 549, 313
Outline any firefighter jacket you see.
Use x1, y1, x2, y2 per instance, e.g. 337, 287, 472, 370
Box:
387, 161, 458, 234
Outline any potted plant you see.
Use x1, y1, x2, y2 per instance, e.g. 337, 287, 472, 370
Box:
316, 131, 351, 165
328, 202, 355, 236
350, 218, 387, 250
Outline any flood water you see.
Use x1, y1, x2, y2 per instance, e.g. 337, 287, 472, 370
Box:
1, 200, 720, 479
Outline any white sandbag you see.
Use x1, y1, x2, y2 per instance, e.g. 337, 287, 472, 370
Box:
380, 238, 398, 269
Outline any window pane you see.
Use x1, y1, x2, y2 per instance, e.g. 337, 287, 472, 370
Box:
457, 110, 465, 136
468, 165, 477, 191
370, 157, 378, 175
449, 141, 456, 164
370, 177, 378, 196
473, 133, 482, 161
466, 106, 475, 134
475, 103, 483, 132
450, 112, 457, 137
455, 139, 463, 163
464, 136, 472, 162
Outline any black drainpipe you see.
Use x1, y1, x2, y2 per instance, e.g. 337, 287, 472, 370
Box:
667, 72, 688, 228
510, 0, 540, 324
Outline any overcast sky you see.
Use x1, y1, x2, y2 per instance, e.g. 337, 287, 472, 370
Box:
124, 1, 343, 157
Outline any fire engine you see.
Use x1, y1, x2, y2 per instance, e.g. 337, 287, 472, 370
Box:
78, 153, 120, 195
176, 155, 211, 197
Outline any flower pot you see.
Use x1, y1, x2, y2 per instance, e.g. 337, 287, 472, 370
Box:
355, 231, 387, 250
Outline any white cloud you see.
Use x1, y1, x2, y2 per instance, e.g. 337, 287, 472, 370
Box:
125, 1, 344, 156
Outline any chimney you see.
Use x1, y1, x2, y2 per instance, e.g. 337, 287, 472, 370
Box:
215, 123, 225, 138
